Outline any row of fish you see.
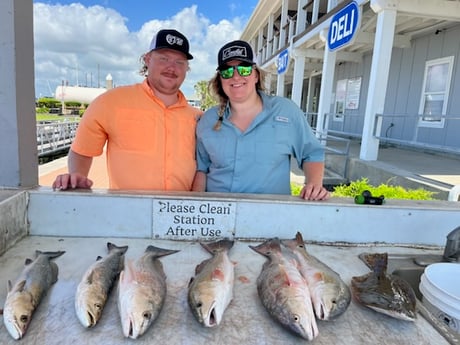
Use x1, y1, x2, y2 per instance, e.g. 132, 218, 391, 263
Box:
1, 233, 418, 341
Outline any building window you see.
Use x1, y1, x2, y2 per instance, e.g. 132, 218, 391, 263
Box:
418, 56, 454, 128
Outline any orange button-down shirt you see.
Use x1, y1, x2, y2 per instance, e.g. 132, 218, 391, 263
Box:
71, 80, 202, 190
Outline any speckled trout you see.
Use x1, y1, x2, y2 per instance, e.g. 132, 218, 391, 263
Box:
3, 250, 65, 340
188, 239, 234, 327
75, 242, 128, 328
250, 238, 318, 341
351, 252, 417, 321
281, 232, 351, 320
117, 245, 179, 339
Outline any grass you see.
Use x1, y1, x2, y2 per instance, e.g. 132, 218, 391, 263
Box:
36, 114, 80, 122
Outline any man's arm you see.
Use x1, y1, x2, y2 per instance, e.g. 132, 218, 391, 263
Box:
52, 150, 94, 190
191, 171, 206, 192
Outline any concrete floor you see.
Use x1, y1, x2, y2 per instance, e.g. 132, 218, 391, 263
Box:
0, 236, 449, 344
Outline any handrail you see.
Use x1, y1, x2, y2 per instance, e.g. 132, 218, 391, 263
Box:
37, 120, 79, 157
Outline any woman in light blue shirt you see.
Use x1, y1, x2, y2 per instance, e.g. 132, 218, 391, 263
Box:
192, 40, 329, 201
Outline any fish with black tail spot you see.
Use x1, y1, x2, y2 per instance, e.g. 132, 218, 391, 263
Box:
3, 250, 65, 340
281, 231, 351, 321
75, 242, 128, 328
188, 239, 235, 327
250, 238, 318, 341
117, 245, 179, 339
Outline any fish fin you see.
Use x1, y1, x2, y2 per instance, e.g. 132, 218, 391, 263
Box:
200, 239, 234, 255
145, 245, 180, 258
294, 231, 309, 252
358, 252, 388, 276
7, 280, 12, 292
195, 259, 212, 275
295, 231, 305, 244
249, 238, 281, 257
107, 242, 129, 255
39, 251, 66, 260
86, 270, 94, 284
188, 277, 194, 287
278, 265, 294, 287
24, 258, 33, 265
12, 280, 27, 293
96, 256, 103, 261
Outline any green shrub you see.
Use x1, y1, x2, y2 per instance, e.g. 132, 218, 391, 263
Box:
332, 177, 435, 200
291, 177, 435, 200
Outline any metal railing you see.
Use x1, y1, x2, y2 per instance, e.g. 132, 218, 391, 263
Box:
37, 120, 79, 157
318, 112, 460, 156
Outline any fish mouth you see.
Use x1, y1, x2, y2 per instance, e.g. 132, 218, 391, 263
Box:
128, 319, 134, 338
5, 321, 24, 340
204, 301, 218, 327
86, 311, 96, 327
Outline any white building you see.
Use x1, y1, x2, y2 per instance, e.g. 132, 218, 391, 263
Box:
241, 0, 460, 160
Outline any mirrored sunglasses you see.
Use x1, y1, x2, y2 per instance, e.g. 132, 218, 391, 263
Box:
219, 65, 254, 79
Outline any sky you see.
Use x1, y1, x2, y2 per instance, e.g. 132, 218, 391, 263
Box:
33, 1, 259, 99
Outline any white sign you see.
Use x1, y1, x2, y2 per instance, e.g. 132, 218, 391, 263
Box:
153, 199, 236, 239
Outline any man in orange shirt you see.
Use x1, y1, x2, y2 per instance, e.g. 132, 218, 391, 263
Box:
52, 29, 202, 191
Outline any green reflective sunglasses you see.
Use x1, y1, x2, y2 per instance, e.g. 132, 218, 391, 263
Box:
219, 65, 254, 79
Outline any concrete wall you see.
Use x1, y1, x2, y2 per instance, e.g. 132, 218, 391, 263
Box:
26, 188, 460, 246
0, 191, 29, 256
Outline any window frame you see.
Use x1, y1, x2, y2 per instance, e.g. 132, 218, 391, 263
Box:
418, 56, 454, 128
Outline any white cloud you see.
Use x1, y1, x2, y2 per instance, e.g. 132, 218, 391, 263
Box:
33, 3, 245, 98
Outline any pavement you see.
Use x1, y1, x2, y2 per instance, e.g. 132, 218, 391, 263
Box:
39, 141, 459, 199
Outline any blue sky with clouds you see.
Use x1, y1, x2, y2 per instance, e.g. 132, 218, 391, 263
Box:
33, 1, 259, 98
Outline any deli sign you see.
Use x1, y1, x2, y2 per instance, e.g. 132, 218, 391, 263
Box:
327, 1, 360, 51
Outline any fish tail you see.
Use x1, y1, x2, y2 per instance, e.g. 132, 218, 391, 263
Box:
35, 250, 66, 260
295, 231, 305, 244
107, 242, 129, 255
359, 252, 388, 276
249, 238, 281, 257
144, 245, 180, 258
200, 239, 234, 255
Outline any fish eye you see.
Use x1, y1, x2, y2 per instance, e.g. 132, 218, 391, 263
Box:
143, 312, 152, 320
94, 303, 102, 311
20, 315, 29, 323
293, 314, 300, 322
196, 302, 203, 308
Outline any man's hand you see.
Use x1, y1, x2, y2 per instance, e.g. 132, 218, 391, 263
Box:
52, 173, 93, 190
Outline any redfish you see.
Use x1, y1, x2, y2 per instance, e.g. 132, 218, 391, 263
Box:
3, 250, 65, 340
188, 239, 235, 327
250, 238, 318, 341
281, 232, 351, 320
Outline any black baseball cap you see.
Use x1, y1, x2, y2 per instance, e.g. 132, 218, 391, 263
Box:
217, 40, 255, 69
149, 29, 193, 60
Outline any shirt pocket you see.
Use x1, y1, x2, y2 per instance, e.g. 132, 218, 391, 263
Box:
114, 110, 157, 151
255, 122, 291, 164
201, 133, 236, 169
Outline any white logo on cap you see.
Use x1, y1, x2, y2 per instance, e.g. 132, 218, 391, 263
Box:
166, 34, 184, 46
223, 46, 247, 60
